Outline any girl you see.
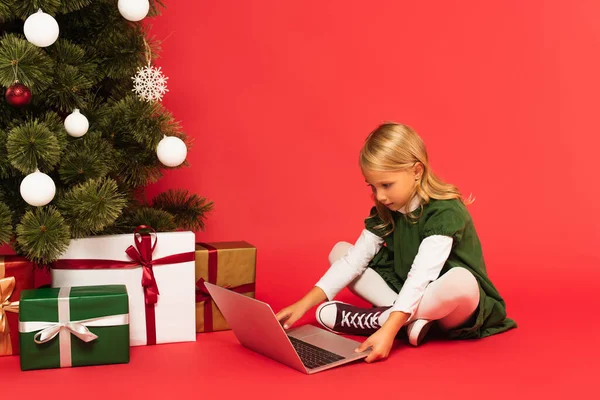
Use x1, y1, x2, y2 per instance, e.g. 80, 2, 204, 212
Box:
276, 123, 516, 363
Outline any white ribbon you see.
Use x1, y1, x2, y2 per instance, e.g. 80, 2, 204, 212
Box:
18, 287, 129, 368
20, 314, 130, 343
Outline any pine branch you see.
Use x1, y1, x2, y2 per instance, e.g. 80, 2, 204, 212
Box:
95, 95, 191, 188
148, 0, 166, 17
0, 34, 55, 92
0, 201, 12, 245
58, 131, 115, 185
110, 206, 177, 234
40, 39, 101, 111
59, 0, 94, 14
55, 2, 118, 46
6, 119, 62, 174
40, 110, 68, 149
0, 1, 15, 24
153, 102, 187, 145
44, 64, 96, 111
153, 189, 214, 231
102, 95, 180, 150
0, 127, 12, 179
114, 144, 163, 187
49, 39, 101, 83
75, 91, 112, 132
0, 95, 27, 131
16, 206, 70, 263
89, 12, 147, 80
132, 207, 177, 232
57, 177, 127, 237
143, 30, 163, 64
97, 27, 146, 80
97, 96, 189, 187
9, 1, 62, 20
0, 176, 29, 225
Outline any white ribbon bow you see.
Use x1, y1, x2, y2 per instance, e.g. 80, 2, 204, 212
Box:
20, 314, 129, 344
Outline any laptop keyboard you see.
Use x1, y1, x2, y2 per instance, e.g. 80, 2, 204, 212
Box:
288, 336, 345, 369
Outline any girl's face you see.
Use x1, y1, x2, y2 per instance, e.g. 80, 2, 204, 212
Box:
363, 165, 422, 212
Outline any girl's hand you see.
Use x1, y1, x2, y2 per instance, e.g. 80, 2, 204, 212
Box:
355, 326, 397, 363
275, 287, 329, 330
275, 302, 308, 329
355, 311, 408, 363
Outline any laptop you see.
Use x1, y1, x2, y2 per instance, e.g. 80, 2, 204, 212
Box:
204, 282, 370, 374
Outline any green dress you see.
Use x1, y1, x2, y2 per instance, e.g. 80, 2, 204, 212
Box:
365, 198, 517, 339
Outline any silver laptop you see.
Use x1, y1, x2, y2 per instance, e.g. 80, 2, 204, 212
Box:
204, 282, 370, 374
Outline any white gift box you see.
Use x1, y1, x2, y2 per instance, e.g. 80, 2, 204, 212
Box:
51, 231, 196, 346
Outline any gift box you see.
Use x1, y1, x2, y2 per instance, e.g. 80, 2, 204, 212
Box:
195, 242, 256, 332
19, 285, 129, 370
50, 227, 196, 346
1, 256, 35, 356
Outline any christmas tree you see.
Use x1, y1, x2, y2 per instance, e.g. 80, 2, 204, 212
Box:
0, 1, 213, 264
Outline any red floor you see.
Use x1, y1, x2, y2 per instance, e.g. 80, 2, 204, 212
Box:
2, 272, 598, 399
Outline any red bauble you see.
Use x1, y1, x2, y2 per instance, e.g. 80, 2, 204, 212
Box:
5, 81, 32, 107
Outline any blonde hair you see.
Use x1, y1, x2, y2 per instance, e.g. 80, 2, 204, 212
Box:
360, 123, 473, 236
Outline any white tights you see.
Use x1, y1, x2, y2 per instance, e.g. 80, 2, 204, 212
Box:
329, 242, 480, 330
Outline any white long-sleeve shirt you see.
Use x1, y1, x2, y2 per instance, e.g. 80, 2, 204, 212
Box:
315, 199, 453, 320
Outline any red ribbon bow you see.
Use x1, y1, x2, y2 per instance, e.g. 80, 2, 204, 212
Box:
125, 226, 160, 305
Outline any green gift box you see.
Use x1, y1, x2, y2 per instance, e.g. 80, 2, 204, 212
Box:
19, 285, 130, 371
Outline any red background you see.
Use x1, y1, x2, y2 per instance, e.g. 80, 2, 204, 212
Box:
2, 0, 599, 397
147, 0, 599, 302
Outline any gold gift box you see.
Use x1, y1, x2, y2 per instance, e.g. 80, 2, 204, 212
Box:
195, 242, 256, 332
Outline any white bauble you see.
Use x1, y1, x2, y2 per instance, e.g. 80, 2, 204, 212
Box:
23, 9, 59, 47
64, 109, 89, 137
20, 170, 56, 207
118, 0, 150, 22
156, 136, 187, 167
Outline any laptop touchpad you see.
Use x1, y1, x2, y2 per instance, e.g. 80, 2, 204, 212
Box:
295, 331, 359, 355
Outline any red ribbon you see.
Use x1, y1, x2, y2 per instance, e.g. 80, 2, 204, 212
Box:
195, 243, 255, 332
52, 226, 195, 345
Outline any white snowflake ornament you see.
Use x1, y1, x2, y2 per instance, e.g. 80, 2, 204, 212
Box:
132, 63, 169, 102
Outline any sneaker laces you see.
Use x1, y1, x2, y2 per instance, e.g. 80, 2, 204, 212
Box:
341, 310, 381, 330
